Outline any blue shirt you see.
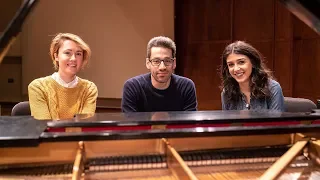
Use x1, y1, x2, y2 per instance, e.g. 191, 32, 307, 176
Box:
121, 73, 198, 112
221, 79, 285, 111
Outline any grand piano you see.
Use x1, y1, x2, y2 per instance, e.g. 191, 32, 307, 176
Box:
2, 111, 320, 179
2, 0, 320, 180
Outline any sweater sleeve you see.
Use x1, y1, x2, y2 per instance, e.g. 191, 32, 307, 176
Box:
28, 80, 52, 120
221, 91, 227, 110
121, 80, 139, 112
268, 80, 285, 111
182, 80, 198, 111
81, 82, 98, 114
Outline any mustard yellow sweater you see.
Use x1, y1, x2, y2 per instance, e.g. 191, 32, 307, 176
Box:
28, 76, 98, 120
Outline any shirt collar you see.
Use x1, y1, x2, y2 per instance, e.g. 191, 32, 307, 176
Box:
51, 72, 78, 88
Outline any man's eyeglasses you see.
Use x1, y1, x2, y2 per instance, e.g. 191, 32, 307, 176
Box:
149, 58, 174, 66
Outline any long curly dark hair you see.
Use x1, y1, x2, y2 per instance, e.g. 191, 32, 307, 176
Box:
220, 41, 273, 104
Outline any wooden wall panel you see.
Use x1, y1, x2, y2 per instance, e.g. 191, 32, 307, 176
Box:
274, 1, 293, 97
175, 0, 232, 110
0, 0, 22, 31
175, 0, 320, 109
292, 12, 320, 102
185, 0, 208, 42
182, 42, 228, 110
174, 0, 190, 75
275, 1, 292, 40
182, 0, 232, 43
184, 43, 227, 110
293, 39, 320, 101
274, 42, 292, 96
233, 0, 274, 41
206, 0, 232, 41
248, 41, 274, 70
293, 16, 319, 39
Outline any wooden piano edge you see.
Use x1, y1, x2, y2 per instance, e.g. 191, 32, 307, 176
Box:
72, 141, 85, 180
163, 138, 198, 180
309, 139, 320, 167
260, 138, 309, 180
259, 132, 320, 180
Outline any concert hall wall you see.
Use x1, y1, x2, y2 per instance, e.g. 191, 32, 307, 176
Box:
20, 0, 174, 99
174, 0, 320, 110
1, 0, 319, 111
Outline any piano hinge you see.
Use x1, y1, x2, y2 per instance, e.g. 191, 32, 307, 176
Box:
230, 123, 243, 126
301, 120, 312, 125
152, 125, 167, 130
65, 127, 82, 132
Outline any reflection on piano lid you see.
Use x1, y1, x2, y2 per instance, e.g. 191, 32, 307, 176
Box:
0, 0, 38, 63
1, 110, 320, 147
279, 0, 320, 35
49, 110, 320, 128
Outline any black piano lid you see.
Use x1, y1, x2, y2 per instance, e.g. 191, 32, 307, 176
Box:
47, 110, 320, 128
279, 0, 320, 35
0, 0, 38, 60
0, 116, 47, 147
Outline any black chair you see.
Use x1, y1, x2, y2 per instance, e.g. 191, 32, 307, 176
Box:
11, 101, 31, 116
284, 97, 316, 113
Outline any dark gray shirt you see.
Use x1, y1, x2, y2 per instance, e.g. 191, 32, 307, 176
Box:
221, 79, 285, 111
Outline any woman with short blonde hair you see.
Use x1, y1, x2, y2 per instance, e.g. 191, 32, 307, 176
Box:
28, 33, 98, 120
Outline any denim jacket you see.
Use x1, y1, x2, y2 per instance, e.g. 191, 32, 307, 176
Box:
221, 79, 285, 112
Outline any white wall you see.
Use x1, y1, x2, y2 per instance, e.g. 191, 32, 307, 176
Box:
21, 0, 174, 98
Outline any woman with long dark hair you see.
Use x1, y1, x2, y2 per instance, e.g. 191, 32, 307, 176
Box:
220, 41, 284, 111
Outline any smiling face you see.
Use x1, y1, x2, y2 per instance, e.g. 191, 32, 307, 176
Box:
226, 53, 253, 85
55, 40, 84, 79
146, 47, 176, 89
